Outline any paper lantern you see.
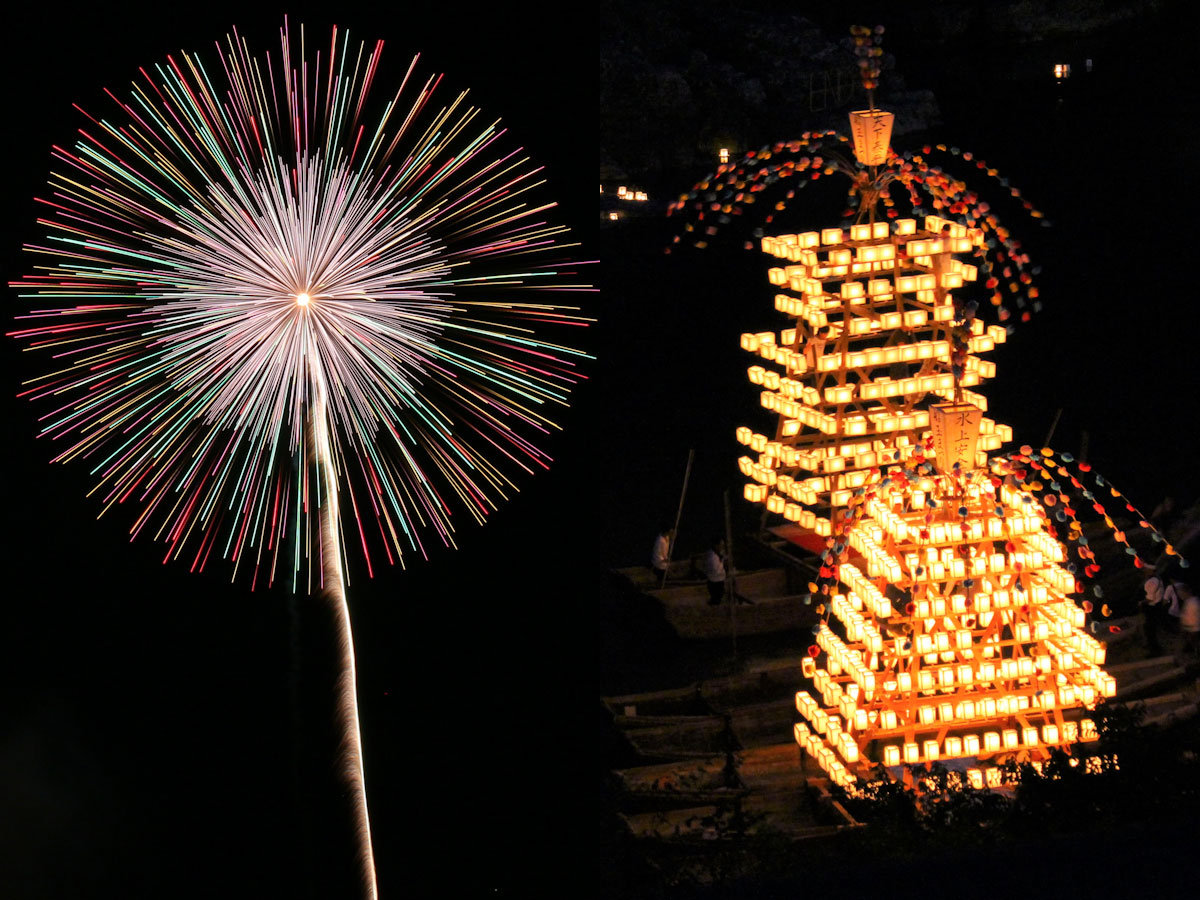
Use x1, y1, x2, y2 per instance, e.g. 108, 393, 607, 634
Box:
930, 401, 984, 475
848, 109, 894, 166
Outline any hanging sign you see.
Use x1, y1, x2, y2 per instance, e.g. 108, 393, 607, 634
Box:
930, 401, 983, 474
848, 109, 894, 165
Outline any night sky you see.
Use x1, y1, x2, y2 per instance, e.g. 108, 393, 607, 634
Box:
4, 5, 596, 897
6, 2, 1200, 898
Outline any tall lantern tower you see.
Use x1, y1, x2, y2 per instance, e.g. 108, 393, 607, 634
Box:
737, 78, 1116, 788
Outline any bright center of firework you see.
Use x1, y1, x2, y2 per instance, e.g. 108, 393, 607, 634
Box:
296, 292, 311, 307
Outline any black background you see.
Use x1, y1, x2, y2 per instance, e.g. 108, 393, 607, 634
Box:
3, 4, 598, 897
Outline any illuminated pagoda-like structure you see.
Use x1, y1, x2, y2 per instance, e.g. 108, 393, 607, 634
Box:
737, 107, 1115, 790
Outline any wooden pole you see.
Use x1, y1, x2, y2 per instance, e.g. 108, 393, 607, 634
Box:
724, 488, 738, 661
1042, 408, 1063, 448
662, 449, 695, 588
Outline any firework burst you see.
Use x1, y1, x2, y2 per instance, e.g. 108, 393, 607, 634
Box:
10, 19, 592, 591
10, 19, 591, 897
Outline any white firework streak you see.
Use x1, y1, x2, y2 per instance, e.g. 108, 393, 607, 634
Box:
312, 368, 377, 898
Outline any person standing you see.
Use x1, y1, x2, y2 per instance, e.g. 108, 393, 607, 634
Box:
1174, 578, 1200, 657
1142, 572, 1169, 656
703, 538, 727, 605
651, 526, 675, 583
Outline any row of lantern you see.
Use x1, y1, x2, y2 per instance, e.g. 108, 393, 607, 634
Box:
751, 377, 992, 426
772, 294, 937, 334
795, 735, 1110, 791
740, 484, 833, 533
740, 332, 809, 374
884, 587, 1066, 623
815, 622, 878, 699
768, 283, 967, 330
796, 689, 1100, 763
759, 390, 842, 434
759, 216, 981, 257
831, 593, 888, 652
809, 329, 1006, 373
793, 721, 858, 787
806, 638, 1105, 699
850, 525, 906, 583
836, 564, 895, 621
783, 436, 912, 474
806, 652, 1113, 708
866, 761, 1110, 792
903, 550, 1059, 584
874, 720, 1099, 769
798, 675, 1107, 737
1044, 620, 1107, 665
736, 423, 1010, 481
745, 366, 822, 405
760, 221, 893, 255
739, 323, 1005, 373
772, 255, 976, 286
768, 261, 977, 296
864, 498, 1045, 544
818, 587, 1103, 674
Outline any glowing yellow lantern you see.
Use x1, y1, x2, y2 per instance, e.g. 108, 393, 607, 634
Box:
930, 401, 983, 474
848, 108, 894, 166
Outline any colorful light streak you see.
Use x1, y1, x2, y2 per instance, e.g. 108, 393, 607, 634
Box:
9, 19, 592, 897
10, 19, 593, 591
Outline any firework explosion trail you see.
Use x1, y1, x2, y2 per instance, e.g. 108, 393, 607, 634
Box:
310, 364, 376, 896
10, 18, 592, 896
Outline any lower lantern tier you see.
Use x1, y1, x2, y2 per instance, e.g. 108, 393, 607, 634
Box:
791, 461, 1116, 789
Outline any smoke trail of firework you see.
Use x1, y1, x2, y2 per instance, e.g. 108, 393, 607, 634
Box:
311, 367, 376, 896
10, 19, 592, 896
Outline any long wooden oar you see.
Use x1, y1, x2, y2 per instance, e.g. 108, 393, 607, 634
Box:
661, 449, 694, 588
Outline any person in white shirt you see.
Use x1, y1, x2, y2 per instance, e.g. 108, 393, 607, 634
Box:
651, 527, 675, 583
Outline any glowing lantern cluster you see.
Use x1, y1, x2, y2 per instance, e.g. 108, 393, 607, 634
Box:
738, 213, 1011, 535
788, 463, 1115, 789
737, 138, 1116, 787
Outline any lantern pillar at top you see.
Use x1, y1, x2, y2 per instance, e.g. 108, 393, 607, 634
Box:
848, 108, 894, 166
930, 401, 984, 475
